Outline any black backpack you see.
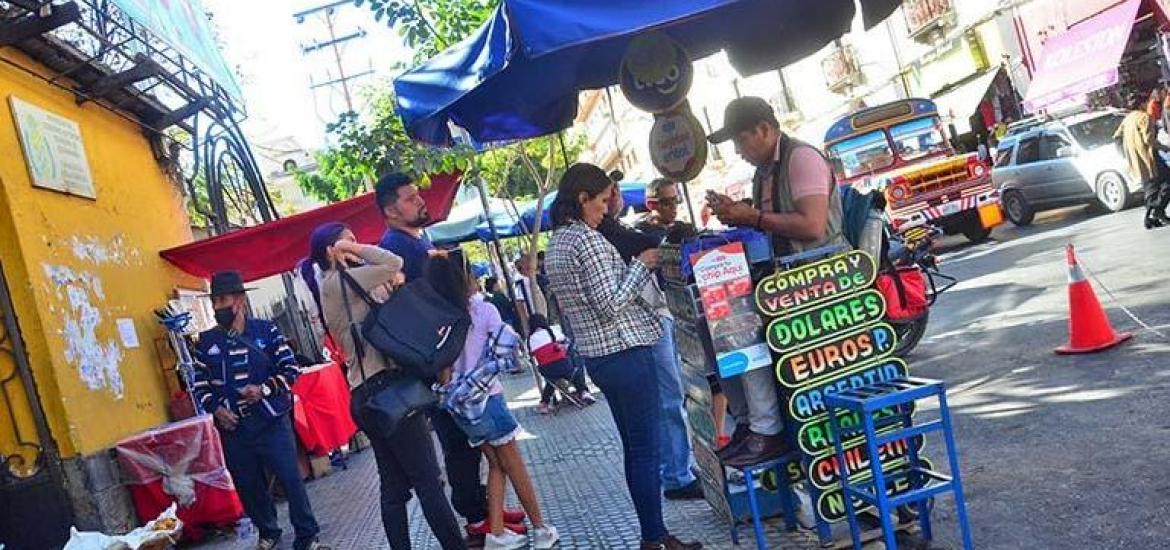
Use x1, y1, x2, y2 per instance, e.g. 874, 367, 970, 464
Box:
342, 272, 471, 380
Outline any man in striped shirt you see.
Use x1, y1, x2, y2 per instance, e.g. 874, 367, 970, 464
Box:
192, 271, 329, 550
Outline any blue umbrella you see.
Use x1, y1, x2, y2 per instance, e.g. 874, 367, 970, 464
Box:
394, 0, 902, 146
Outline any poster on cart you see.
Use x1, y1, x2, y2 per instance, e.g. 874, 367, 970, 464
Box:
690, 242, 771, 378
754, 249, 928, 523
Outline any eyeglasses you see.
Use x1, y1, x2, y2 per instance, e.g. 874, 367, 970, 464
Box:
653, 197, 681, 207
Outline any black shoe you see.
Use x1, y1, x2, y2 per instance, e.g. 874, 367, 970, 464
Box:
642, 535, 703, 549
715, 424, 750, 460
721, 431, 793, 467
1146, 216, 1164, 229
664, 480, 705, 500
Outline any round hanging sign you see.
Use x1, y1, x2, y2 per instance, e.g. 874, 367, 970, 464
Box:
650, 104, 708, 182
619, 32, 693, 114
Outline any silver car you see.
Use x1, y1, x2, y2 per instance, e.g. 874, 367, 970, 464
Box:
991, 110, 1143, 226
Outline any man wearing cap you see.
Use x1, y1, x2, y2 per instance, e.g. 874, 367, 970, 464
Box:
191, 271, 330, 550
706, 96, 848, 467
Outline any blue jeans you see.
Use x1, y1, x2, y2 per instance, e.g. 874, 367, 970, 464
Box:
220, 415, 320, 549
652, 316, 698, 490
584, 346, 667, 544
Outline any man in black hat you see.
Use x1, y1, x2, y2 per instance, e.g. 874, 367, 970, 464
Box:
705, 96, 848, 467
191, 271, 330, 550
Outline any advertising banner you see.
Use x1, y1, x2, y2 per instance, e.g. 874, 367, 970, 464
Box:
690, 243, 771, 378
110, 0, 242, 102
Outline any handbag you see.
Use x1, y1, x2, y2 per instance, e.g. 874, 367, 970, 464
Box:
876, 266, 928, 321
339, 269, 435, 436
343, 271, 470, 380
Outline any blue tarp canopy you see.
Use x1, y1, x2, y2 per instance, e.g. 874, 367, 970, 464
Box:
394, 0, 902, 146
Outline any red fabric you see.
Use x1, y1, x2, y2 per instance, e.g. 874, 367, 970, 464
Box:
159, 172, 462, 282
877, 267, 928, 321
291, 362, 357, 456
114, 416, 242, 541
127, 481, 243, 542
532, 342, 569, 366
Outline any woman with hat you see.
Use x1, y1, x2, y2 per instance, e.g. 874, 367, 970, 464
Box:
190, 270, 331, 550
303, 222, 466, 549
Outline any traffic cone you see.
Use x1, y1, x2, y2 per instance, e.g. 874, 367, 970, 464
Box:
1055, 244, 1131, 354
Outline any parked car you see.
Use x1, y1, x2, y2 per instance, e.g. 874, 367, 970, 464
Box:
991, 109, 1142, 226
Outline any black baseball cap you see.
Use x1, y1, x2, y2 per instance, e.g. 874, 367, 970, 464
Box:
707, 96, 778, 144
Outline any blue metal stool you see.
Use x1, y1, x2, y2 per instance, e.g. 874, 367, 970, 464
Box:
727, 452, 801, 549
824, 377, 973, 550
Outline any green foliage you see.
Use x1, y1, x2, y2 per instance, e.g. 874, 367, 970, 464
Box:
300, 0, 581, 207
356, 0, 498, 63
295, 85, 475, 202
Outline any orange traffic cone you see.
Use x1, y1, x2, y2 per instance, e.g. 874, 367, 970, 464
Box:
1055, 244, 1132, 354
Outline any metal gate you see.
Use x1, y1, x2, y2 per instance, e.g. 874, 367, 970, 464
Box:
0, 258, 71, 550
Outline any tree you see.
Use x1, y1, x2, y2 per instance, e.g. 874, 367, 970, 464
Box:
303, 0, 580, 271
356, 0, 498, 63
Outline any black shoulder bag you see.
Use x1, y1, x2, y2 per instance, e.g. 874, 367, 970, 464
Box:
340, 270, 436, 437
349, 273, 471, 380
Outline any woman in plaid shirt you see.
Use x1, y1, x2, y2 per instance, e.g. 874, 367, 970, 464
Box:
545, 163, 702, 550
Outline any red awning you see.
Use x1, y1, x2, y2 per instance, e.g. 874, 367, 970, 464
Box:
160, 172, 461, 282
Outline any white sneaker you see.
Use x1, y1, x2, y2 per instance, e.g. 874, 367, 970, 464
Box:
485, 529, 528, 550
533, 524, 560, 549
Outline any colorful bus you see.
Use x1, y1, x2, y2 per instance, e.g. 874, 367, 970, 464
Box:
824, 98, 1004, 242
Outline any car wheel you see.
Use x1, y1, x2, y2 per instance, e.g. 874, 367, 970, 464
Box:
1002, 190, 1034, 226
1096, 172, 1132, 213
961, 217, 992, 243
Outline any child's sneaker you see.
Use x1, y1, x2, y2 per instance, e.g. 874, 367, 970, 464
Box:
578, 391, 597, 405
533, 524, 560, 549
537, 402, 555, 415
484, 529, 528, 550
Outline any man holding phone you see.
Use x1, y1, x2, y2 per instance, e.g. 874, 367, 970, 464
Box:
704, 97, 848, 467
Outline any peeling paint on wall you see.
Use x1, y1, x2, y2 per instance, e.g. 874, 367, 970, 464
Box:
42, 263, 124, 397
68, 234, 143, 266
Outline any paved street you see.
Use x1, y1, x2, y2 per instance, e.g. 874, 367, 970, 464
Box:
194, 206, 1169, 550
915, 206, 1170, 549
194, 372, 823, 550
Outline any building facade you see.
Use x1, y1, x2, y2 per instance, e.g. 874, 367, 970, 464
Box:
574, 0, 1056, 209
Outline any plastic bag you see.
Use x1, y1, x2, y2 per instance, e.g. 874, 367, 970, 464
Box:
63, 503, 183, 550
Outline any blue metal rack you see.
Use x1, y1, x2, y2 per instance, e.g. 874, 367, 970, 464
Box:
727, 452, 802, 549
824, 377, 974, 550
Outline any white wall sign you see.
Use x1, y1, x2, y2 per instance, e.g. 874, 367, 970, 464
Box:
9, 96, 96, 199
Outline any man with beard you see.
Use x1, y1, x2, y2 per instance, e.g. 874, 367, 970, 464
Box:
373, 173, 526, 544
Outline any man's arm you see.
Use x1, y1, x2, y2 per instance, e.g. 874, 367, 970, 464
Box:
598, 216, 660, 262
261, 322, 300, 396
757, 194, 829, 241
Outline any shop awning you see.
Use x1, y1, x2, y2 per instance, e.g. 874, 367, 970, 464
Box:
931, 68, 1002, 134
159, 173, 461, 282
1023, 0, 1140, 113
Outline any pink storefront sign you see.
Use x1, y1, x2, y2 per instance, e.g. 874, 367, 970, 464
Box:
1023, 0, 1141, 113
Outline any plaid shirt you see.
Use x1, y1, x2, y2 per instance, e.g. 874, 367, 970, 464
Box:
546, 221, 663, 358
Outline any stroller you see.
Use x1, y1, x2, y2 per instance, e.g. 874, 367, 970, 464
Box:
529, 325, 594, 414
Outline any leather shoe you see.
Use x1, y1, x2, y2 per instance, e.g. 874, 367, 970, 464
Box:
721, 431, 792, 467
715, 424, 751, 460
664, 480, 704, 500
641, 534, 703, 549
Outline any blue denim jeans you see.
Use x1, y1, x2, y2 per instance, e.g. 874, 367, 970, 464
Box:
583, 346, 667, 544
652, 316, 698, 490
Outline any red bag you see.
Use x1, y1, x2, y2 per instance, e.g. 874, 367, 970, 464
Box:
876, 267, 928, 321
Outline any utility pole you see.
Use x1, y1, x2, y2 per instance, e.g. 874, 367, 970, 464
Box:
295, 1, 374, 117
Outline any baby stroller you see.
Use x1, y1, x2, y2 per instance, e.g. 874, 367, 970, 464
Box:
529, 328, 595, 414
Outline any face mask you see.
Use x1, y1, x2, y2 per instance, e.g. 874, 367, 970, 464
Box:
214, 305, 236, 329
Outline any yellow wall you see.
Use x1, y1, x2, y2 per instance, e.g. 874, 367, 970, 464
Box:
0, 49, 201, 458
